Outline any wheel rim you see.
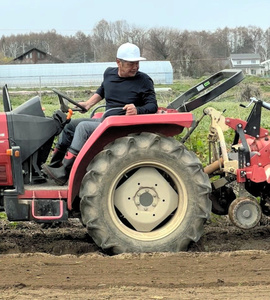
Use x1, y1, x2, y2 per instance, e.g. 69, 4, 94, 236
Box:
108, 161, 188, 241
229, 197, 262, 229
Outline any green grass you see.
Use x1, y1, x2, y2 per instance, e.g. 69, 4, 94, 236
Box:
3, 75, 266, 112
0, 212, 19, 228
0, 212, 7, 220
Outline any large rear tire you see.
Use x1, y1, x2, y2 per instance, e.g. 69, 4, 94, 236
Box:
80, 133, 211, 254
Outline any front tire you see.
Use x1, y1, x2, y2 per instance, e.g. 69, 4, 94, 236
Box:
80, 133, 211, 254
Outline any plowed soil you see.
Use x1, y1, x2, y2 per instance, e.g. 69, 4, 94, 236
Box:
1, 216, 270, 299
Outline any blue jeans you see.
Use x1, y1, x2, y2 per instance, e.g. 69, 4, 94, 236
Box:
57, 118, 101, 153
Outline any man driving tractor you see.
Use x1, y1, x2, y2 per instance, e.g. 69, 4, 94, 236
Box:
42, 42, 158, 185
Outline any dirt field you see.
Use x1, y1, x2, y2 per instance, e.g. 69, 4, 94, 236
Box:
1, 216, 270, 299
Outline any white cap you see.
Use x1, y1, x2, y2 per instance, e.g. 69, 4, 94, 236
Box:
117, 42, 146, 62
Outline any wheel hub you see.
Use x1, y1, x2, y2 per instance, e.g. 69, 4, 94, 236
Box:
114, 167, 178, 232
134, 188, 158, 211
242, 209, 251, 218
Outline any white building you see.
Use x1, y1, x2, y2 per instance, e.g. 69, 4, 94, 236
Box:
0, 61, 173, 88
229, 53, 263, 76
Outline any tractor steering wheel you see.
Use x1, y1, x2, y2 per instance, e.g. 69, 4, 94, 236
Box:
53, 89, 88, 113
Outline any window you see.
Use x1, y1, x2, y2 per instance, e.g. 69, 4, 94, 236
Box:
236, 60, 241, 65
37, 52, 44, 59
251, 60, 256, 64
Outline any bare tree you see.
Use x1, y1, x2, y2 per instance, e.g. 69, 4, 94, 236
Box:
92, 19, 117, 61
92, 19, 146, 61
1, 20, 270, 76
7, 36, 21, 57
247, 26, 263, 54
260, 28, 270, 61
147, 28, 170, 60
0, 36, 8, 56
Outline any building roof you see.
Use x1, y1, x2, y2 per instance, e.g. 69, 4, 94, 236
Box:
12, 47, 64, 63
14, 47, 47, 60
232, 64, 263, 69
230, 53, 261, 60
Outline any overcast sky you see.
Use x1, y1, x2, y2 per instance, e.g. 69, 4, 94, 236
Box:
0, 0, 269, 36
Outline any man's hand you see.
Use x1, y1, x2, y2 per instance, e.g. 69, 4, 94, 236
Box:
76, 101, 89, 113
76, 93, 103, 113
123, 104, 137, 115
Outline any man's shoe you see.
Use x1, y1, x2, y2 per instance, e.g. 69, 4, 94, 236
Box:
42, 151, 76, 185
48, 147, 66, 168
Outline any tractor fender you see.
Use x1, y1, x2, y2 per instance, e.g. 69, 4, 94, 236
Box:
67, 112, 195, 209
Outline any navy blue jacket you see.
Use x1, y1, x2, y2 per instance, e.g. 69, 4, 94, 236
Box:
96, 67, 157, 115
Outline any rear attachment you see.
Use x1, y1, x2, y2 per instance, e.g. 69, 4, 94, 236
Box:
167, 69, 244, 112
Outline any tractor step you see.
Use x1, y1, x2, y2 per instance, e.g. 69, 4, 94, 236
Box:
4, 195, 68, 222
31, 199, 68, 222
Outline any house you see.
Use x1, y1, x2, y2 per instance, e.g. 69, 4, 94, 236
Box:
11, 47, 64, 64
229, 53, 263, 76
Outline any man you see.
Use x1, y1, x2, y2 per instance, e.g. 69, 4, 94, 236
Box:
42, 42, 158, 185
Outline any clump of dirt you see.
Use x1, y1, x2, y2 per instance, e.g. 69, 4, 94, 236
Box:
191, 215, 270, 252
1, 215, 270, 255
0, 218, 99, 255
1, 215, 270, 299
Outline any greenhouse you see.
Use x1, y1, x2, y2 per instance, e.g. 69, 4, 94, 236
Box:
0, 61, 173, 88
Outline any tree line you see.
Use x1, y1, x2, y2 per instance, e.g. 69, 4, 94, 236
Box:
1, 19, 269, 78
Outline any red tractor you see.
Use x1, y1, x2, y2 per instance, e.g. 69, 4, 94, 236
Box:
1, 69, 263, 254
